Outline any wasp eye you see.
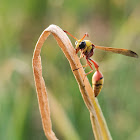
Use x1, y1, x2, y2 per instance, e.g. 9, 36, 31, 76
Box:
79, 41, 86, 49
75, 41, 77, 45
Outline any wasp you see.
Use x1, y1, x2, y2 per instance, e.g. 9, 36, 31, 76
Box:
64, 30, 138, 97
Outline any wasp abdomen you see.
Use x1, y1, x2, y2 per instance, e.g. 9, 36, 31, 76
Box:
92, 71, 104, 97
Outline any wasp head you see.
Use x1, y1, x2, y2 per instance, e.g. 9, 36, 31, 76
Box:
75, 40, 86, 53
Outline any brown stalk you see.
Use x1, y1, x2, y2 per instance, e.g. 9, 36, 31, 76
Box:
32, 24, 112, 140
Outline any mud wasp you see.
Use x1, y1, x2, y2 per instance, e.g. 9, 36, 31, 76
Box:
64, 30, 138, 97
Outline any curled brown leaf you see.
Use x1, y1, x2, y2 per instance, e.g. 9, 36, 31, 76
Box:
32, 24, 112, 140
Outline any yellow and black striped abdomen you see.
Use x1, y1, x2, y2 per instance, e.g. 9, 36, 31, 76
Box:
92, 71, 104, 97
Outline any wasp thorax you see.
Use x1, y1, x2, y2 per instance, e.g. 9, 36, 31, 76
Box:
79, 41, 86, 49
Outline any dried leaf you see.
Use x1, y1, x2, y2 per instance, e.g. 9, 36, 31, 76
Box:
32, 24, 112, 140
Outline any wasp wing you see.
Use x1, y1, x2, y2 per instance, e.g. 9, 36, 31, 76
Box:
94, 46, 138, 58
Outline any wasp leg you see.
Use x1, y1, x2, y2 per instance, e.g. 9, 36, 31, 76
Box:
73, 64, 88, 71
82, 64, 88, 68
87, 59, 92, 66
79, 52, 84, 59
73, 52, 87, 71
85, 59, 94, 76
79, 49, 86, 59
89, 58, 99, 71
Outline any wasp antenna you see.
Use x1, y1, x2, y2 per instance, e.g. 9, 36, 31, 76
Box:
64, 30, 78, 41
80, 33, 89, 41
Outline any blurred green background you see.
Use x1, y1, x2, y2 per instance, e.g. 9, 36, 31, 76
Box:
0, 0, 140, 140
